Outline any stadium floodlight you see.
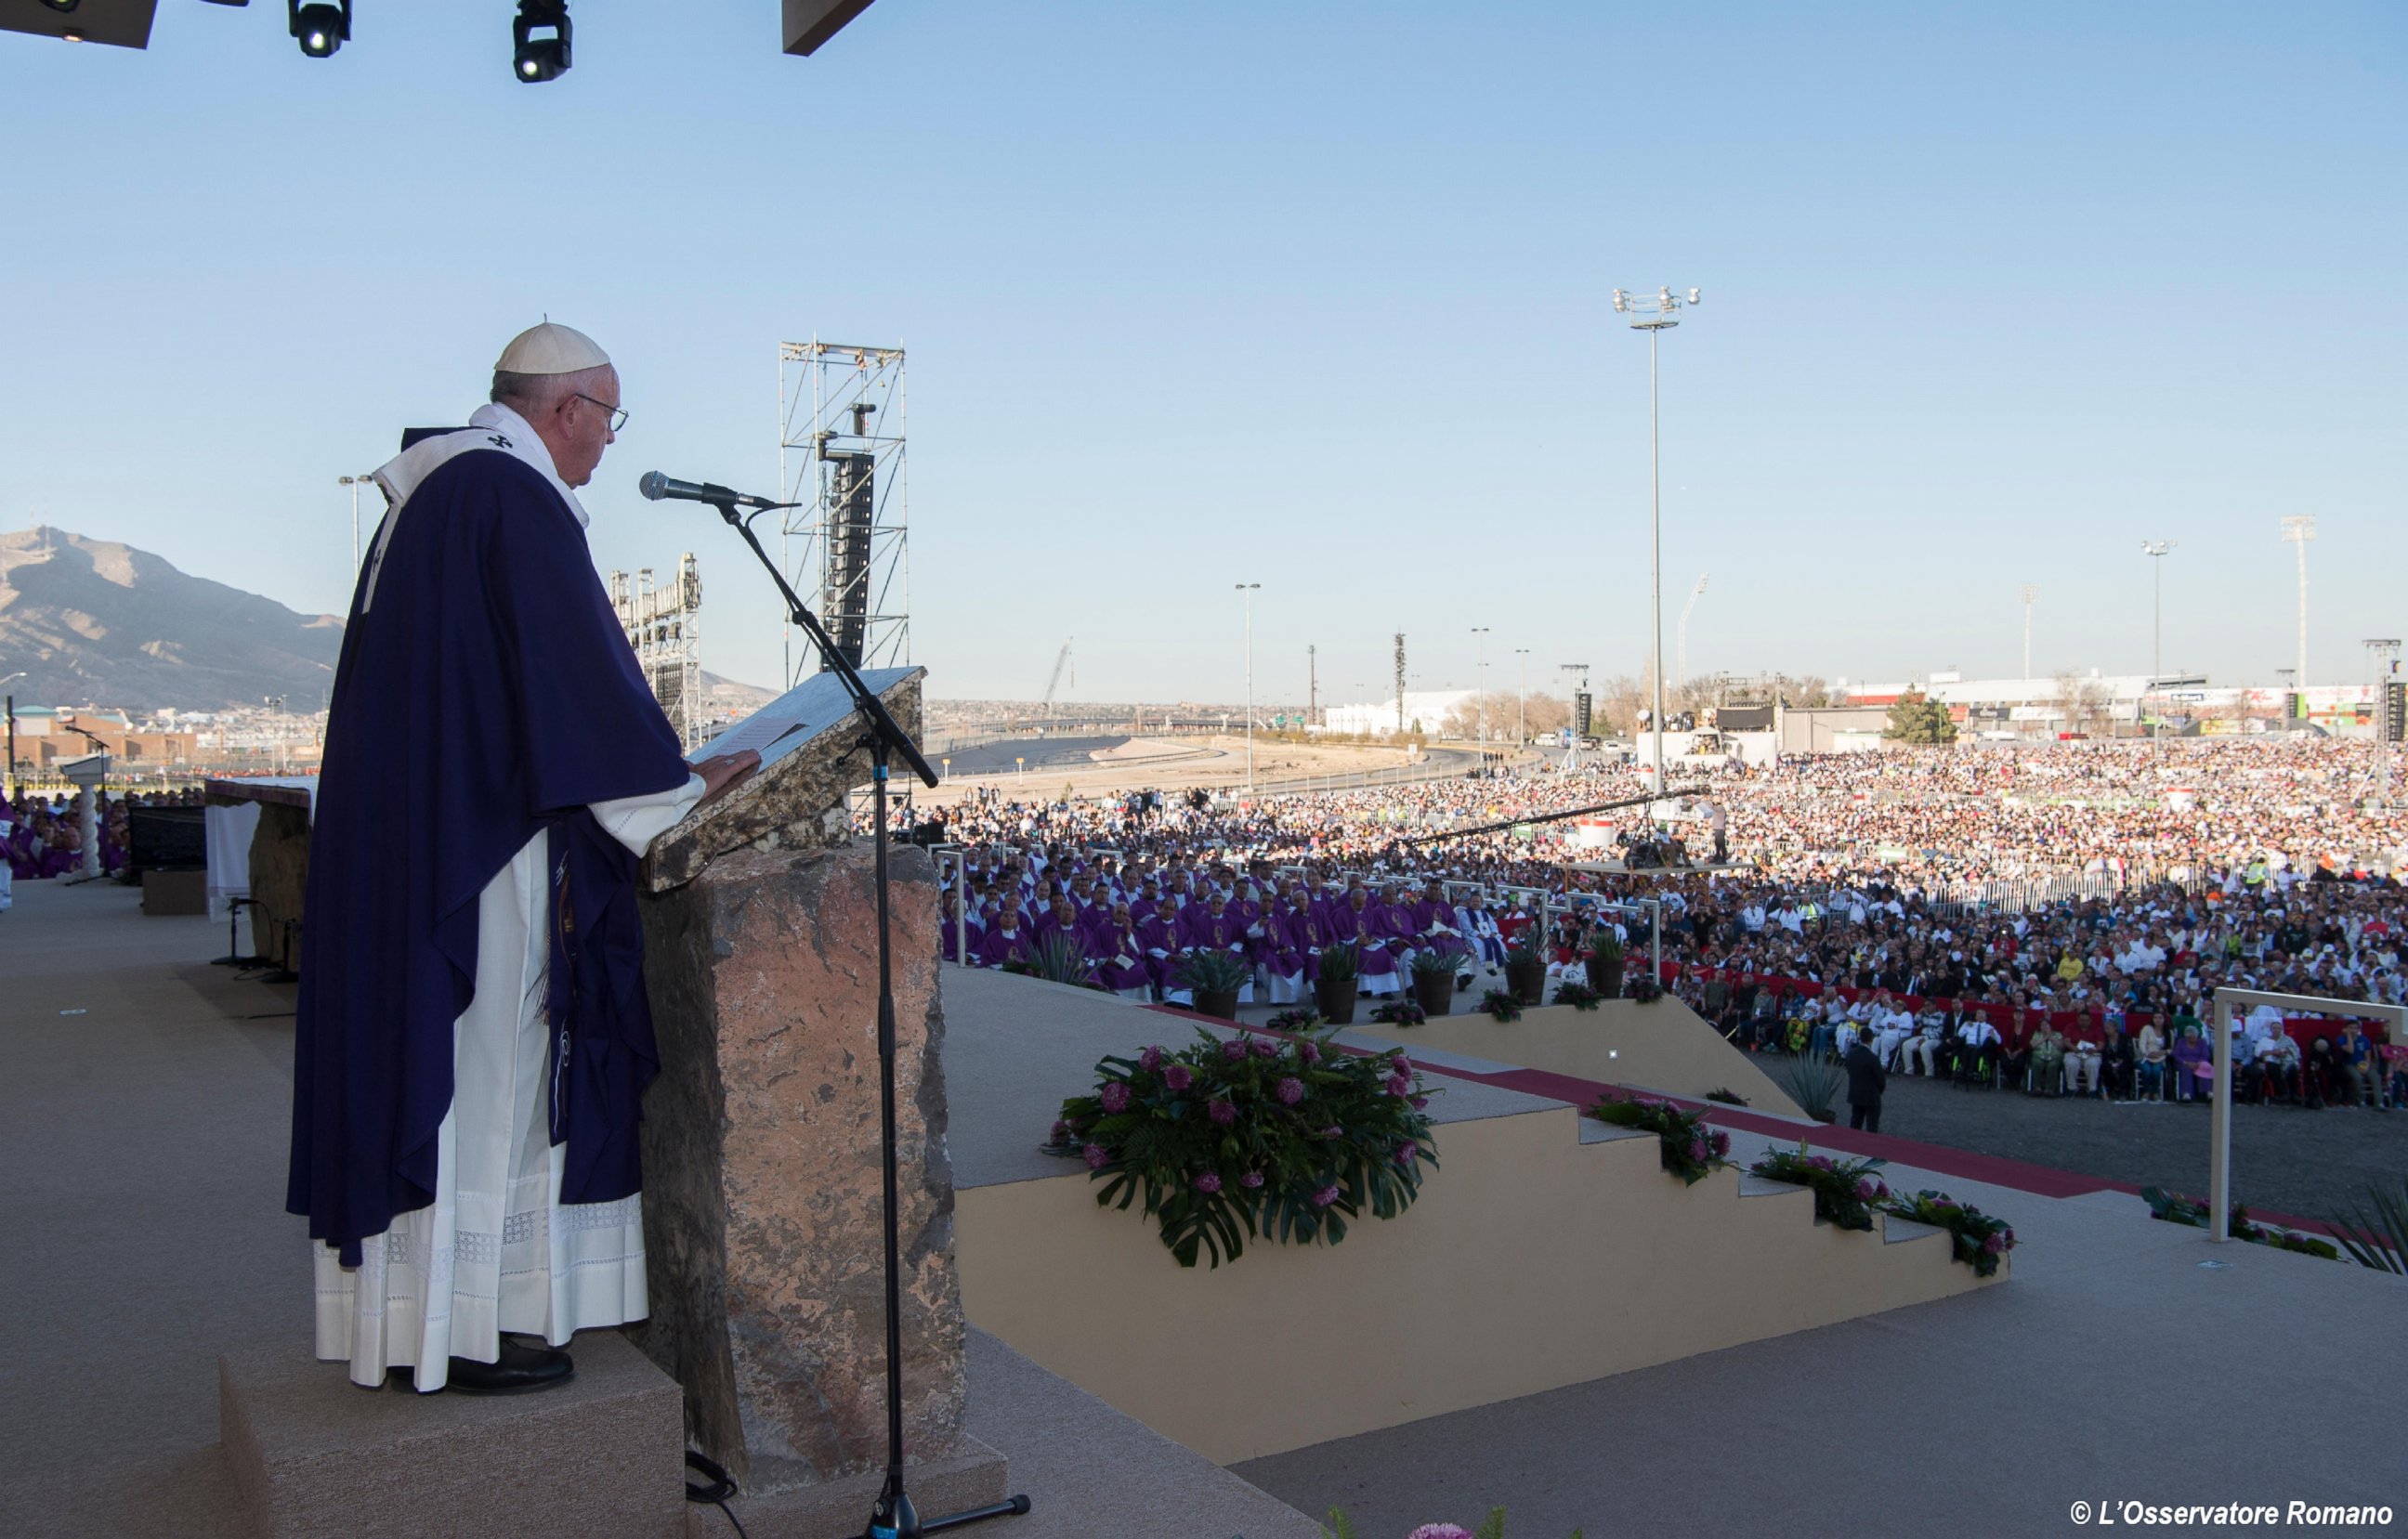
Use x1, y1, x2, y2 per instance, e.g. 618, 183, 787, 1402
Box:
1609, 281, 1701, 817
2140, 541, 2175, 744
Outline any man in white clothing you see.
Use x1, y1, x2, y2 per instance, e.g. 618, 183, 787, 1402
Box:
289, 323, 755, 1395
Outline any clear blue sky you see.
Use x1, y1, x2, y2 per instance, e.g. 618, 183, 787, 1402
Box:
2, 2, 2401, 705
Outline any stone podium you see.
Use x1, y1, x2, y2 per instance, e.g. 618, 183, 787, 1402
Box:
633, 667, 1007, 1532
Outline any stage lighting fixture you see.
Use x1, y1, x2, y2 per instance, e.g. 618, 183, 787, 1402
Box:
288, 0, 348, 58
512, 1, 571, 83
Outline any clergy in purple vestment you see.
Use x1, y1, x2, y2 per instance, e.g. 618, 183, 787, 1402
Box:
1176, 892, 1250, 959
977, 910, 1038, 970
1409, 880, 1472, 962
1319, 888, 1399, 976
1094, 905, 1155, 998
1136, 897, 1186, 994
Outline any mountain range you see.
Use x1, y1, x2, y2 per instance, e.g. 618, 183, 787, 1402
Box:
0, 527, 345, 711
0, 527, 775, 715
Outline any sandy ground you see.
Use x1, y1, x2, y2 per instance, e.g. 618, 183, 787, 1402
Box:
918, 735, 1452, 807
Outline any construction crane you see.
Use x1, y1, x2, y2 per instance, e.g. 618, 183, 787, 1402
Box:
1040, 639, 1075, 711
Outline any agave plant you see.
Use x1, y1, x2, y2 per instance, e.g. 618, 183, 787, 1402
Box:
1407, 946, 1459, 979
1316, 940, 1359, 984
1776, 1055, 1844, 1122
1175, 947, 1253, 994
2329, 1179, 2408, 1275
1023, 933, 1098, 988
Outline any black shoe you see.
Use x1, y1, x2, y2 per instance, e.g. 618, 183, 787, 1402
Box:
445, 1337, 575, 1395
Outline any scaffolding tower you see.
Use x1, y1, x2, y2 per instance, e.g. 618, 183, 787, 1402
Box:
609, 554, 705, 750
778, 340, 910, 685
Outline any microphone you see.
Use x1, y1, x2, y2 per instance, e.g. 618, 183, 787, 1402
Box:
637, 471, 789, 511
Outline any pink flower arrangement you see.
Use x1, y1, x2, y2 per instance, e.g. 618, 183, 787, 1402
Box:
1083, 1143, 1108, 1169
1163, 1063, 1194, 1092
1408, 1527, 1474, 1539
1394, 1140, 1419, 1165
1208, 1098, 1237, 1127
1276, 1076, 1306, 1105
1298, 1041, 1321, 1063
1222, 1039, 1250, 1062
1139, 1046, 1164, 1073
1251, 1038, 1281, 1059
1099, 1081, 1131, 1114
1387, 1073, 1413, 1097
1311, 1183, 1342, 1207
1194, 1172, 1223, 1194
1240, 1171, 1265, 1189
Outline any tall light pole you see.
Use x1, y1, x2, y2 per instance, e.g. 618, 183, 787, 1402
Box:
1471, 627, 1490, 744
2020, 584, 2039, 682
1612, 284, 1700, 819
1675, 572, 1709, 689
1513, 647, 1529, 745
2280, 515, 2316, 686
1235, 582, 1259, 789
2140, 541, 2174, 743
337, 473, 378, 576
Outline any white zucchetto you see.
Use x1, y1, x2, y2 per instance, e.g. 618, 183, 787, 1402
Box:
495, 321, 610, 376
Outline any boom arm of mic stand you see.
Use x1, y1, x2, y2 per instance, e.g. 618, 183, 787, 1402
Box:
712, 503, 939, 788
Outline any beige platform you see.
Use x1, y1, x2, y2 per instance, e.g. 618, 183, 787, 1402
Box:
958, 1099, 1993, 1464
1348, 997, 1808, 1116
216, 1333, 685, 1539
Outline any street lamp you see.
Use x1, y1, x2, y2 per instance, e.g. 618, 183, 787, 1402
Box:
337, 473, 378, 576
1513, 648, 1529, 745
1611, 283, 1701, 821
2140, 541, 2175, 743
264, 695, 289, 776
1235, 583, 1260, 789
1471, 627, 1490, 745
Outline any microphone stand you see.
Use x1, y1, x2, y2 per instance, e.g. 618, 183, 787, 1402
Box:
707, 500, 1030, 1539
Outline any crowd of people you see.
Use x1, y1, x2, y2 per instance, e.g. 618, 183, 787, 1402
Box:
1, 788, 193, 903
908, 737, 2408, 1111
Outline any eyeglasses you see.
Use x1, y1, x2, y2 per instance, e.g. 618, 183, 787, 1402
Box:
574, 393, 630, 433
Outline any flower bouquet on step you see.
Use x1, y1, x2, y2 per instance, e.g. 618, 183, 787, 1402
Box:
1551, 980, 1603, 1011
1265, 1008, 1322, 1033
1041, 1028, 1438, 1268
1880, 1189, 2017, 1278
1369, 999, 1427, 1026
2141, 1186, 2339, 1260
1747, 1142, 1890, 1231
1587, 1095, 1732, 1185
1478, 987, 1523, 1023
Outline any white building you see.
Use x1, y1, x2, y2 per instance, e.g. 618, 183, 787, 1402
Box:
1317, 689, 1475, 738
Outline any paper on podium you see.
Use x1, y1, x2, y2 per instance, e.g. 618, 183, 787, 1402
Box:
645, 665, 925, 893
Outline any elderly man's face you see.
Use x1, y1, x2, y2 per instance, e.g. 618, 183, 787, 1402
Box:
543, 366, 620, 488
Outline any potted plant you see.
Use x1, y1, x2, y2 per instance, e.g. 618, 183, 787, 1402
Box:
1177, 949, 1250, 1021
1585, 930, 1625, 997
1314, 941, 1360, 1025
1503, 937, 1548, 1006
1408, 948, 1458, 1016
